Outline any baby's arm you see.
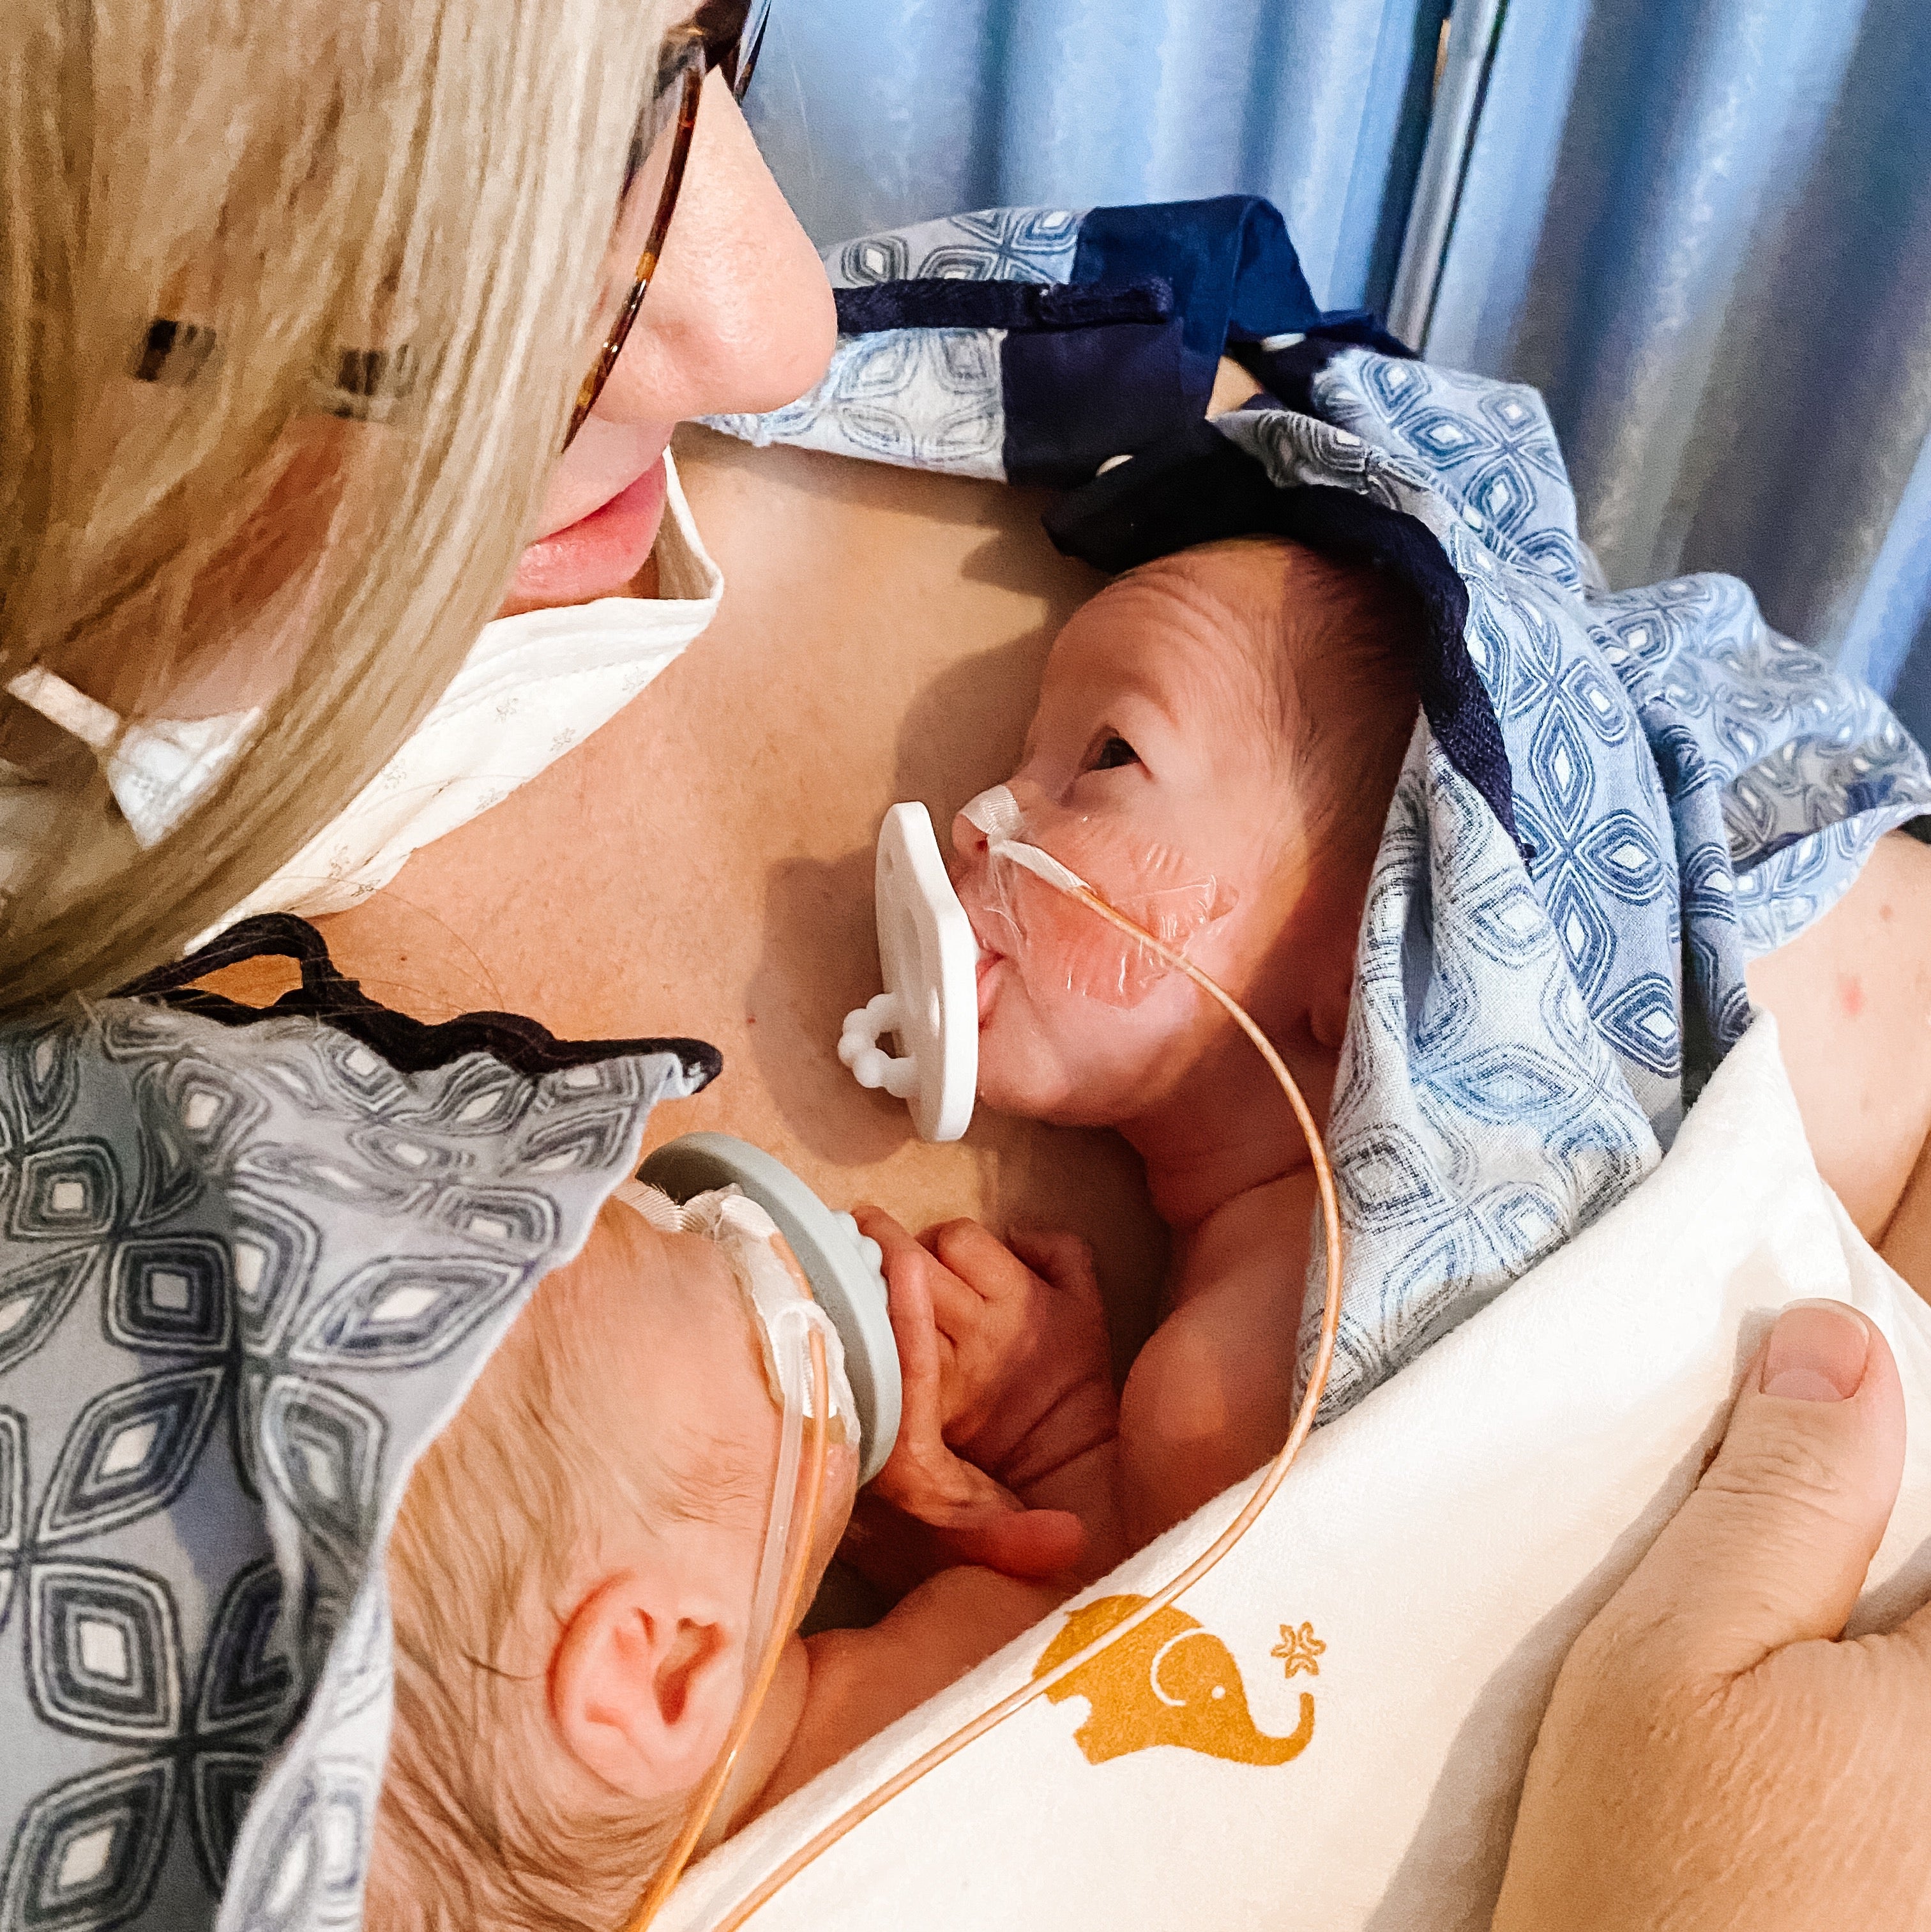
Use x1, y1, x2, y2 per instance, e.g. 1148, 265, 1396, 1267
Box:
760, 1565, 1065, 1808
848, 1210, 1128, 1586
1116, 1169, 1315, 1546
752, 1215, 1125, 1814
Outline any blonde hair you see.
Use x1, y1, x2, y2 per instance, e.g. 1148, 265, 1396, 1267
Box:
0, 0, 678, 1012
369, 1209, 759, 1932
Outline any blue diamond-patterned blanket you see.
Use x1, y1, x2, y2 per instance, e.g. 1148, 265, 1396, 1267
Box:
0, 1001, 700, 1932
1219, 358, 1930, 1406
709, 201, 1931, 1415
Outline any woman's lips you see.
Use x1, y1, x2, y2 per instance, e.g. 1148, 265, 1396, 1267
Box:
506, 458, 668, 608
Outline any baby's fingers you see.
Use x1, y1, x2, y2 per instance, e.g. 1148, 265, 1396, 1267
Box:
855, 1214, 944, 1410
852, 1205, 923, 1281
870, 1450, 1087, 1581
923, 1217, 1045, 1309
855, 1205, 978, 1335
944, 1506, 1087, 1580
1007, 1229, 1103, 1310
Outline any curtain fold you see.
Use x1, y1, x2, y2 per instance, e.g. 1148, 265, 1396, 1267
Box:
1425, 0, 1931, 705
743, 0, 1445, 312
746, 0, 1929, 713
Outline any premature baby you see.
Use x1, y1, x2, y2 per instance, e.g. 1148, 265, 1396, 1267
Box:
365, 1186, 1120, 1932
860, 534, 1421, 1558
362, 530, 1930, 1927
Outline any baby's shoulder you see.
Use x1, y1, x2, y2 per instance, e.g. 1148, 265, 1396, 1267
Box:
1169, 1168, 1319, 1314
1746, 832, 1931, 1268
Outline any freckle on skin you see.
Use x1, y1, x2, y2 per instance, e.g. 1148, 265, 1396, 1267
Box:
1839, 973, 1865, 1021
1881, 901, 1895, 922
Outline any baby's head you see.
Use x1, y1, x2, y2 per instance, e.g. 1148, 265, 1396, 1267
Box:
366, 1196, 858, 1931
957, 535, 1420, 1127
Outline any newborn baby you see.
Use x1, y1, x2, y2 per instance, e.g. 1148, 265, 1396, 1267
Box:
365, 1186, 1117, 1932
861, 535, 1421, 1553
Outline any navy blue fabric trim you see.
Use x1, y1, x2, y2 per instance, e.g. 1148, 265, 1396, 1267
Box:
834, 277, 1173, 335
1041, 420, 1520, 848
117, 913, 724, 1088
1302, 310, 1417, 358
1236, 321, 1417, 417
1002, 320, 1188, 489
1017, 199, 1410, 482
1073, 198, 1324, 418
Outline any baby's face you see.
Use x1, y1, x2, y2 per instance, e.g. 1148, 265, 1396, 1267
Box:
954, 541, 1314, 1126
587, 1206, 860, 1629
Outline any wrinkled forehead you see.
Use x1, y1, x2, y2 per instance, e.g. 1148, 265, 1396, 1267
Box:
1040, 537, 1300, 726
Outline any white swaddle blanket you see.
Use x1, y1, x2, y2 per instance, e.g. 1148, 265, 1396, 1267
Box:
662, 1014, 1931, 1931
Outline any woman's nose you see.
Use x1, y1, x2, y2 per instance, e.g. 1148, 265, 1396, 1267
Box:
591, 72, 837, 427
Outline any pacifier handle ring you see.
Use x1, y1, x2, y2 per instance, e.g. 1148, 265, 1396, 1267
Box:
839, 992, 919, 1100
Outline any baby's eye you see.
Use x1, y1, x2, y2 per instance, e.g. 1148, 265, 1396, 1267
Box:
1091, 735, 1140, 772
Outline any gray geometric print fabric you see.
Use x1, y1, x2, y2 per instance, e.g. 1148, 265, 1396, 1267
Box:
0, 1001, 698, 1932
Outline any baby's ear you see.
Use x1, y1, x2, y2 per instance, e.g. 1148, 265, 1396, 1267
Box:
549, 1571, 743, 1799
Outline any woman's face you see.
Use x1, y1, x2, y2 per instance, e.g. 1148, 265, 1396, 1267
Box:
502, 67, 837, 614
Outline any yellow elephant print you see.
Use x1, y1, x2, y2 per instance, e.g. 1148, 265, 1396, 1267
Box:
1033, 1595, 1316, 1768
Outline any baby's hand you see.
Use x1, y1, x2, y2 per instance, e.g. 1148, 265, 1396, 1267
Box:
846, 1209, 1121, 1584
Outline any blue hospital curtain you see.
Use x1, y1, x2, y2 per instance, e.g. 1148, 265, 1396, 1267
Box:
1421, 0, 1931, 724
746, 0, 1931, 724
743, 0, 1446, 314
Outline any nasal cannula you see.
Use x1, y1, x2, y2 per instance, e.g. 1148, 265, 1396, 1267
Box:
630, 798, 1344, 1930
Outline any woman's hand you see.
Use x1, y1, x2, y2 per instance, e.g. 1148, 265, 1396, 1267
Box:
1494, 1300, 1931, 1929
839, 1210, 1123, 1590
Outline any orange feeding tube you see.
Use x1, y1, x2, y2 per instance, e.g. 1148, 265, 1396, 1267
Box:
633, 856, 1344, 1931
624, 1330, 832, 1932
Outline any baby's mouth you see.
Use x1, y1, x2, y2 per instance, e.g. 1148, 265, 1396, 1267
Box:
959, 900, 1006, 1019
974, 949, 1003, 1024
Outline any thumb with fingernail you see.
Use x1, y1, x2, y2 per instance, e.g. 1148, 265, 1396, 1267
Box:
1598, 1298, 1905, 1684
1494, 1298, 1925, 1932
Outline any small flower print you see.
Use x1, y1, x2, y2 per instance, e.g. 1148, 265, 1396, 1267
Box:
1271, 1620, 1326, 1679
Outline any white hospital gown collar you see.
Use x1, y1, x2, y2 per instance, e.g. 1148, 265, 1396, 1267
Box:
3, 449, 723, 894
203, 446, 722, 936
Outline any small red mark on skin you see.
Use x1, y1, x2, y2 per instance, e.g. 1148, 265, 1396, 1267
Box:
1881, 901, 1895, 923
1839, 972, 1866, 1021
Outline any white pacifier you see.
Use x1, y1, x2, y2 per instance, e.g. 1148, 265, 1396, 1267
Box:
838, 802, 980, 1142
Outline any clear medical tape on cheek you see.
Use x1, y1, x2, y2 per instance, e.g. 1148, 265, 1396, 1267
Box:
677, 800, 1347, 1932
964, 785, 1231, 1008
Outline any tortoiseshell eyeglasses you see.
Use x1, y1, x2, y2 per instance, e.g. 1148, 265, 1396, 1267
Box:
565, 0, 771, 446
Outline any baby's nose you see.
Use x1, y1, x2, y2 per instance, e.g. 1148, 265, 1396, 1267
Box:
951, 809, 990, 862
955, 782, 1025, 859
